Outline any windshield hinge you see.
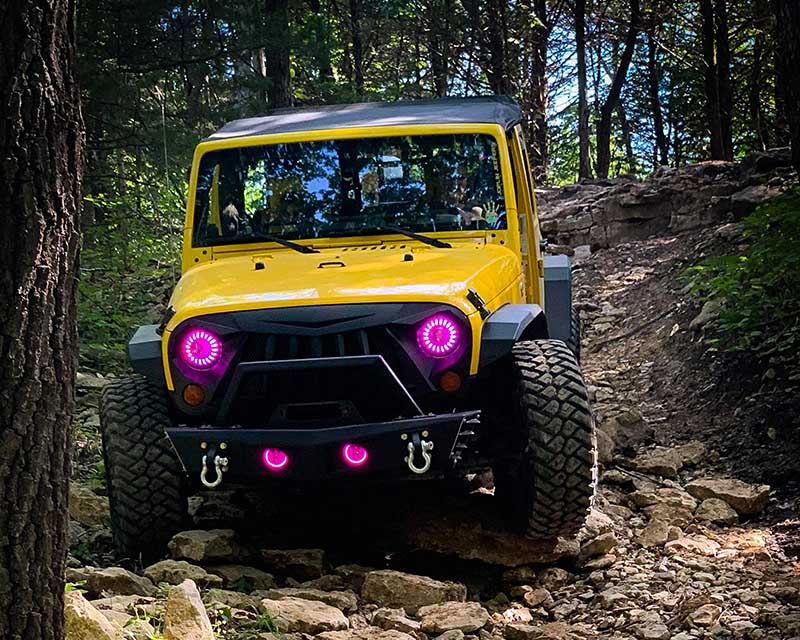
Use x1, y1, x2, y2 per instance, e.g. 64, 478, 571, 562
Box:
467, 289, 490, 319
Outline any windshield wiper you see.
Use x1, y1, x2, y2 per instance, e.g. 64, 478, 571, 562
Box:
250, 233, 319, 254
371, 226, 452, 249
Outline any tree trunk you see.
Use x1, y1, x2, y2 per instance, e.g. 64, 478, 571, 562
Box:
700, 0, 725, 159
595, 0, 641, 179
0, 0, 83, 638
714, 0, 733, 159
775, 0, 800, 174
527, 0, 549, 182
265, 0, 292, 108
750, 7, 768, 151
428, 0, 451, 97
647, 28, 669, 166
616, 103, 636, 174
576, 0, 593, 180
350, 0, 365, 96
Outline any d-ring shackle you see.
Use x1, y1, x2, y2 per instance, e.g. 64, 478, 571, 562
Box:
406, 439, 434, 474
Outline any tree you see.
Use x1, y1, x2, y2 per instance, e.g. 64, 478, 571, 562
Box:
700, 0, 725, 159
576, 0, 593, 179
595, 0, 641, 179
775, 0, 800, 175
265, 0, 292, 108
647, 9, 669, 166
0, 0, 84, 638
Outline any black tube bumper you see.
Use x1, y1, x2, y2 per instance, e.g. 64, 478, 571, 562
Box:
166, 410, 480, 483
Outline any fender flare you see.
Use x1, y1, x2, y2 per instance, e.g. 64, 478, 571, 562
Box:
478, 304, 549, 368
128, 324, 167, 386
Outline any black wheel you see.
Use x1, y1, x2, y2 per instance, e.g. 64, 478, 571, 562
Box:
100, 375, 188, 562
566, 307, 582, 364
494, 340, 596, 538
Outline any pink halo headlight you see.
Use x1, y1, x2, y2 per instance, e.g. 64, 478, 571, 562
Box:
263, 448, 290, 471
342, 444, 369, 467
181, 328, 222, 369
416, 314, 460, 358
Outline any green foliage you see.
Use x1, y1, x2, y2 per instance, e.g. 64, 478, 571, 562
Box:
684, 190, 800, 378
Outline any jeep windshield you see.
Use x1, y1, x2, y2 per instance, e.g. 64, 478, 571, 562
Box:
192, 133, 506, 248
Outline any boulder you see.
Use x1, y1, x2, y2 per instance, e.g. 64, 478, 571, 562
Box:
370, 607, 421, 633
203, 588, 262, 611
69, 485, 111, 527
628, 487, 698, 511
689, 300, 722, 331
258, 587, 358, 612
260, 596, 349, 634
259, 548, 327, 580
206, 564, 275, 590
417, 601, 490, 633
335, 564, 373, 592
694, 498, 738, 525
665, 536, 720, 557
685, 478, 770, 515
361, 570, 466, 614
579, 532, 618, 558
143, 560, 223, 588
636, 520, 669, 549
163, 579, 215, 640
64, 590, 119, 640
631, 448, 682, 478
168, 529, 240, 562
316, 631, 415, 640
85, 567, 156, 597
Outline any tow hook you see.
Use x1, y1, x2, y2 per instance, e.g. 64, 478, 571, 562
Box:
200, 443, 229, 488
404, 432, 434, 475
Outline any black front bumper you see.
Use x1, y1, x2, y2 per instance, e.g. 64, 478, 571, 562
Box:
167, 410, 480, 483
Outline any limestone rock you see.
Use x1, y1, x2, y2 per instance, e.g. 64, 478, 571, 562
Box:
69, 485, 111, 527
634, 623, 670, 640
417, 601, 490, 634
316, 630, 414, 640
665, 536, 720, 557
643, 504, 694, 527
168, 529, 239, 562
206, 564, 276, 590
163, 579, 215, 640
629, 487, 698, 511
260, 596, 349, 634
694, 498, 738, 525
689, 301, 721, 331
64, 590, 119, 640
259, 587, 358, 612
632, 448, 682, 478
523, 588, 553, 609
636, 520, 669, 549
371, 607, 421, 633
537, 568, 572, 591
687, 603, 721, 628
361, 570, 466, 614
259, 548, 327, 580
685, 478, 770, 515
335, 564, 374, 592
144, 559, 223, 588
203, 588, 262, 611
85, 567, 156, 597
579, 532, 618, 558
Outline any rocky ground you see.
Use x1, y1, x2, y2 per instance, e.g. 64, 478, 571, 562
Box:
67, 156, 800, 640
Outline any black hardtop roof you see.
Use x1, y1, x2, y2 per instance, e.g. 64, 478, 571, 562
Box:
207, 96, 522, 141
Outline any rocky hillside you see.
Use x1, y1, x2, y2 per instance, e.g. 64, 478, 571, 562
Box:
66, 153, 800, 640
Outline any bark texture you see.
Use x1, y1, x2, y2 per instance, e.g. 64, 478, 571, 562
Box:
575, 0, 592, 180
775, 0, 800, 175
701, 0, 725, 160
0, 0, 83, 638
265, 0, 292, 108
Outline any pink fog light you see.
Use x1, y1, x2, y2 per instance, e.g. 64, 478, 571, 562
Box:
181, 329, 222, 369
263, 448, 290, 471
417, 314, 460, 358
342, 444, 369, 467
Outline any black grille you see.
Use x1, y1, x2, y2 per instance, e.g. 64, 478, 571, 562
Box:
241, 328, 374, 361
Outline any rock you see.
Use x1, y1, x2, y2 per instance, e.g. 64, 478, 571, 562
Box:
409, 517, 578, 566
687, 603, 721, 628
436, 631, 465, 640
502, 566, 537, 585
595, 427, 615, 464
143, 559, 223, 588
637, 520, 670, 549
316, 631, 414, 640
206, 564, 276, 590
260, 596, 349, 634
689, 300, 722, 331
362, 570, 466, 614
163, 579, 215, 640
69, 485, 111, 527
579, 532, 618, 558
674, 441, 706, 466
64, 590, 119, 640
643, 504, 694, 527
335, 564, 374, 592
89, 594, 156, 614
665, 536, 720, 557
505, 622, 577, 640
417, 602, 490, 634
523, 588, 553, 609
259, 548, 327, 580
634, 623, 670, 640
629, 487, 698, 511
632, 448, 682, 478
85, 567, 156, 597
259, 587, 358, 612
537, 568, 572, 591
168, 529, 239, 562
596, 588, 629, 609
581, 554, 616, 570
604, 410, 655, 450
203, 588, 262, 610
371, 607, 421, 633
694, 498, 738, 525
295, 574, 346, 591
685, 478, 770, 515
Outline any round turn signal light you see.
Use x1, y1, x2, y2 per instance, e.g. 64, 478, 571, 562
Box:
183, 384, 206, 406
439, 371, 462, 393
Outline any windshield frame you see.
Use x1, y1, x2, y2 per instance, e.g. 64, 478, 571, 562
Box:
183, 123, 519, 269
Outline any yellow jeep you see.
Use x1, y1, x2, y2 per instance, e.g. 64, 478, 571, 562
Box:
100, 97, 595, 560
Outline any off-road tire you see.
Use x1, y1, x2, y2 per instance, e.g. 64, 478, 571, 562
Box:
497, 340, 596, 538
565, 306, 582, 364
100, 375, 188, 562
